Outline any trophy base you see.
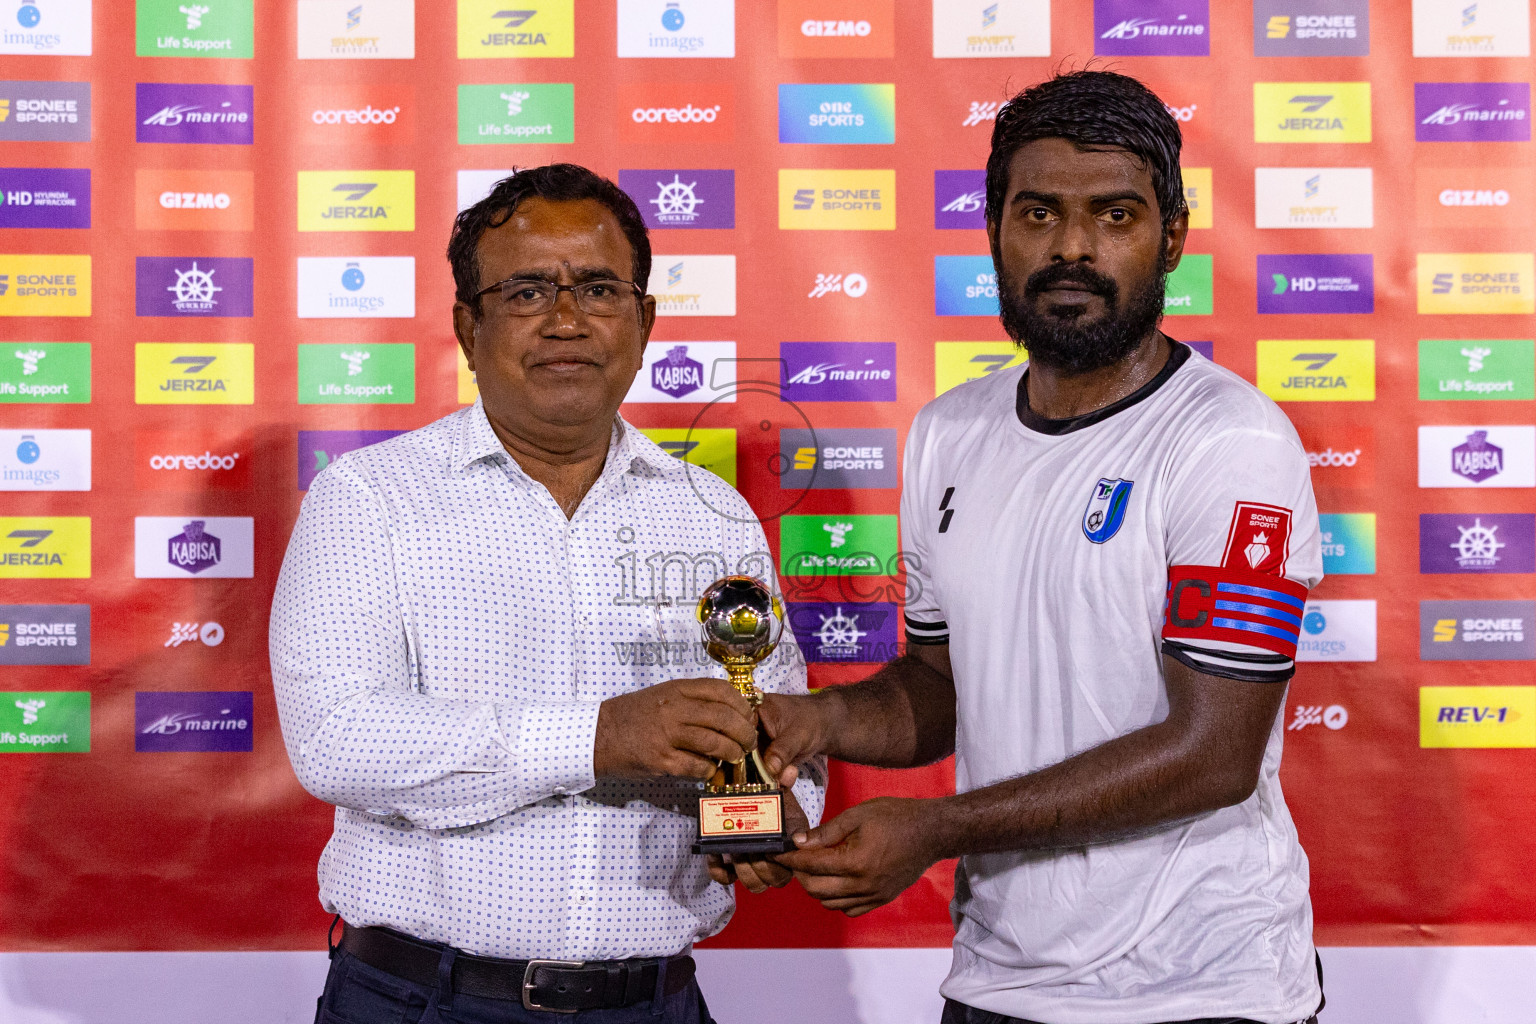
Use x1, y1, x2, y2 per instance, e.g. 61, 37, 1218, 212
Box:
694, 788, 793, 857
691, 833, 797, 857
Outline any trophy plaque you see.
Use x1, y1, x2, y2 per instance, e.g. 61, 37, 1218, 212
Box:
691, 575, 796, 857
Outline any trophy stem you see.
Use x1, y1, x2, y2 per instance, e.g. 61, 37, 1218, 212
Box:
723, 662, 763, 706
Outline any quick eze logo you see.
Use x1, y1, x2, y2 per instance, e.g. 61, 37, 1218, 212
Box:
135, 257, 253, 318
1416, 82, 1530, 142
1417, 254, 1534, 315
619, 169, 735, 231
1421, 600, 1536, 662
1255, 82, 1371, 142
779, 169, 895, 230
1420, 513, 1536, 574
1257, 340, 1375, 401
298, 171, 414, 232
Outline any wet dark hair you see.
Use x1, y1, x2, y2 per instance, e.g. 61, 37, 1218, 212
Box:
985, 70, 1186, 231
447, 163, 652, 314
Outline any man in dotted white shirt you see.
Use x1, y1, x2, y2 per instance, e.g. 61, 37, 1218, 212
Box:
271, 164, 824, 1023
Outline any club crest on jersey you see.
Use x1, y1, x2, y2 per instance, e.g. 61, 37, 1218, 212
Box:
1083, 478, 1134, 543
1221, 501, 1294, 576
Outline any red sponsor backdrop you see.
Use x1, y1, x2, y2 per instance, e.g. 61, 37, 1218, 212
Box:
2, 1, 1534, 954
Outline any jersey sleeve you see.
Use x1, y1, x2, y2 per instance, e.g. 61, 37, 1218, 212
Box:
900, 408, 949, 647
1160, 426, 1323, 683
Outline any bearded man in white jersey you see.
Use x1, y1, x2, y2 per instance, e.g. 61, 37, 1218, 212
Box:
761, 71, 1326, 1024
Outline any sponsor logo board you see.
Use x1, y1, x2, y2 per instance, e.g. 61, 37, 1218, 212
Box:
0, 691, 89, 751
136, 0, 254, 57
786, 600, 899, 662
135, 83, 253, 144
780, 341, 895, 402
297, 257, 414, 319
1318, 512, 1376, 574
299, 84, 412, 143
135, 430, 251, 491
1419, 425, 1536, 487
1420, 513, 1535, 574
1419, 339, 1534, 400
0, 428, 88, 491
780, 514, 897, 576
935, 170, 985, 230
0, 254, 89, 317
0, 168, 89, 228
1254, 0, 1369, 56
135, 257, 253, 318
779, 428, 898, 490
779, 0, 893, 57
1256, 339, 1375, 401
639, 427, 736, 486
625, 341, 736, 403
932, 0, 1049, 57
457, 83, 574, 144
0, 516, 89, 578
0, 80, 90, 141
297, 0, 416, 58
778, 83, 895, 145
1415, 166, 1531, 228
0, 341, 89, 403
616, 0, 734, 57
618, 82, 732, 143
1095, 0, 1209, 56
134, 343, 255, 405
1258, 254, 1373, 314
457, 0, 574, 58
1421, 686, 1536, 748
1421, 600, 1536, 661
1296, 600, 1376, 662
1416, 82, 1530, 142
134, 517, 253, 578
0, 605, 89, 666
651, 256, 734, 317
935, 256, 998, 317
1417, 253, 1534, 315
779, 169, 894, 231
297, 170, 414, 232
1254, 167, 1373, 229
1254, 82, 1372, 143
298, 429, 404, 490
1413, 0, 1529, 56
135, 169, 253, 231
135, 691, 253, 752
935, 341, 1027, 397
0, 0, 91, 54
297, 343, 414, 404
1164, 253, 1213, 315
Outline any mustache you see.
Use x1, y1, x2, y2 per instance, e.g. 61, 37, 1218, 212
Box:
1023, 263, 1119, 299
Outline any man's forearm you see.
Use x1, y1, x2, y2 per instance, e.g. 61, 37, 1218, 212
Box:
816, 654, 957, 769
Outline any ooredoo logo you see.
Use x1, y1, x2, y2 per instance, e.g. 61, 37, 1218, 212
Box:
618, 82, 732, 143
1295, 423, 1374, 487
135, 430, 251, 490
135, 169, 253, 231
299, 85, 414, 144
778, 0, 894, 58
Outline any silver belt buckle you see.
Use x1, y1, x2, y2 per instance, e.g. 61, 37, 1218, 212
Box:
522, 959, 584, 1013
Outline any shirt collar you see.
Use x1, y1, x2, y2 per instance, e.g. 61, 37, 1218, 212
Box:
453, 399, 669, 479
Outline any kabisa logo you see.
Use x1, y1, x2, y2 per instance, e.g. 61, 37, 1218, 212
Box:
2, 0, 90, 55
935, 255, 1000, 317
297, 429, 404, 490
135, 83, 253, 144
1294, 599, 1376, 662
778, 84, 896, 145
1453, 429, 1504, 483
0, 342, 90, 404
134, 343, 255, 404
1419, 425, 1536, 488
167, 519, 220, 574
620, 169, 735, 230
135, 691, 253, 753
651, 345, 704, 399
134, 516, 253, 578
809, 272, 867, 299
779, 170, 896, 230
1256, 340, 1375, 401
1254, 1, 1368, 57
0, 517, 89, 578
0, 691, 90, 752
298, 171, 415, 232
1421, 601, 1536, 662
780, 341, 896, 402
1421, 513, 1536, 574
135, 0, 256, 58
1095, 0, 1209, 56
616, 0, 732, 58
135, 257, 253, 318
779, 428, 898, 490
935, 169, 986, 229
786, 601, 898, 663
0, 81, 91, 142
1416, 83, 1530, 142
1254, 82, 1371, 142
0, 605, 89, 666
297, 256, 414, 319
1258, 254, 1373, 313
0, 428, 90, 491
0, 167, 90, 229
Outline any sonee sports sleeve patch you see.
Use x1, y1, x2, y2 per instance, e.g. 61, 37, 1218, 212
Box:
1161, 564, 1309, 683
1221, 501, 1294, 577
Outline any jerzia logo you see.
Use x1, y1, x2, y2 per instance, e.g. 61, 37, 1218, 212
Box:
458, 1, 572, 58
1082, 478, 1133, 543
298, 171, 414, 232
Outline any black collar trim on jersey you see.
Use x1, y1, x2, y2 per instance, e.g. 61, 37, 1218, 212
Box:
1015, 339, 1191, 436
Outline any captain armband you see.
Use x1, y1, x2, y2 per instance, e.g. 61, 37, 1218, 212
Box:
1161, 564, 1309, 661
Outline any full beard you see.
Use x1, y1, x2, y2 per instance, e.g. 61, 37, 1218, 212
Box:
997, 254, 1168, 374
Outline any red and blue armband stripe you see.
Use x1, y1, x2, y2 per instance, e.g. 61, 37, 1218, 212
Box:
1161, 565, 1310, 680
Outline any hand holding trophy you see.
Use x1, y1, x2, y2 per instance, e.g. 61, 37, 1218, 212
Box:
690, 575, 795, 856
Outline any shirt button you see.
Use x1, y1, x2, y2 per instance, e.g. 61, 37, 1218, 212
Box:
554, 787, 567, 796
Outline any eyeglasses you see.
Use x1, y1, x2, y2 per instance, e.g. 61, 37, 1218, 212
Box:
473, 276, 645, 317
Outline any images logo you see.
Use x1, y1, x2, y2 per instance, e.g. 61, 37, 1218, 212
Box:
935, 341, 1027, 397
296, 256, 414, 319
934, 256, 998, 317
0, 517, 89, 578
1318, 513, 1376, 575
134, 257, 252, 318
135, 691, 253, 752
0, 80, 90, 141
458, 83, 574, 144
1413, 0, 1529, 56
619, 82, 732, 143
638, 427, 737, 486
934, 170, 985, 230
297, 429, 404, 490
651, 255, 735, 316
1419, 425, 1536, 488
297, 343, 414, 404
1421, 686, 1536, 748
617, 0, 734, 58
298, 0, 416, 59
0, 0, 91, 54
297, 170, 414, 232
1416, 82, 1530, 142
626, 341, 736, 404
1256, 339, 1375, 401
619, 169, 734, 230
134, 343, 254, 405
780, 341, 896, 402
786, 601, 899, 663
1258, 254, 1373, 314
0, 605, 89, 666
1295, 599, 1377, 662
136, 0, 255, 58
779, 169, 895, 230
135, 83, 253, 144
1253, 1, 1368, 56
1417, 253, 1534, 315
0, 691, 89, 752
932, 0, 1049, 57
0, 254, 89, 317
1163, 253, 1213, 315
0, 342, 89, 403
1421, 600, 1536, 662
134, 516, 253, 579
1095, 0, 1209, 56
135, 429, 251, 491
1254, 82, 1372, 142
0, 168, 89, 229
780, 514, 898, 576
1254, 167, 1373, 229
1419, 338, 1535, 400
1421, 513, 1535, 574
779, 428, 898, 490
778, 84, 895, 145
0, 429, 89, 491
135, 169, 253, 231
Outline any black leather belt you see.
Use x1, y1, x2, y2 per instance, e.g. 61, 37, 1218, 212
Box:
338, 924, 696, 1013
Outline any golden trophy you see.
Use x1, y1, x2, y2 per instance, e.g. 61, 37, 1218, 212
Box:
690, 575, 794, 856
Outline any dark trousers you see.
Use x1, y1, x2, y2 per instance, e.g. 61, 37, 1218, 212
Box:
316, 949, 716, 1024
941, 1000, 1319, 1024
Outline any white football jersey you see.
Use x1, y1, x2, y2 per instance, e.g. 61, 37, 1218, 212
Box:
902, 343, 1324, 1024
